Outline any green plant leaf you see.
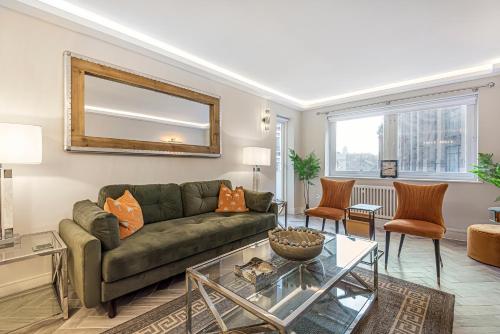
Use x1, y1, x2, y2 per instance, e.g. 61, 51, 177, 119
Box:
289, 149, 321, 206
470, 153, 500, 202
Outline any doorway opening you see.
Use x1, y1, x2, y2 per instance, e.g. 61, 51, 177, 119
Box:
275, 116, 289, 201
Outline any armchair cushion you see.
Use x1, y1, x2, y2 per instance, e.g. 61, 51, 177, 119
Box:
392, 182, 448, 227
318, 178, 355, 209
73, 200, 120, 250
305, 206, 345, 220
384, 219, 445, 239
244, 189, 274, 212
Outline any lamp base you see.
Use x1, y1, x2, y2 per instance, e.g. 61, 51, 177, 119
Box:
252, 166, 261, 192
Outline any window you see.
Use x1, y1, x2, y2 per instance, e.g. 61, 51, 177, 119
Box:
334, 115, 383, 173
327, 94, 478, 180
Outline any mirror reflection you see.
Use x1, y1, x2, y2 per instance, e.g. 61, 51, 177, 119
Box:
84, 75, 210, 146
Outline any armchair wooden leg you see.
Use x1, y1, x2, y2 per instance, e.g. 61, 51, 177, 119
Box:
335, 220, 339, 234
305, 215, 309, 228
398, 234, 405, 257
440, 254, 444, 267
385, 231, 391, 270
433, 239, 441, 285
342, 218, 347, 235
321, 218, 326, 231
107, 299, 117, 318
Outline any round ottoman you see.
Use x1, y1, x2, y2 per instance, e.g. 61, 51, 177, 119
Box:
467, 224, 500, 267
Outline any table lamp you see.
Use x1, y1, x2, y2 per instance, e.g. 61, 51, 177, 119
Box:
243, 147, 270, 192
0, 123, 42, 248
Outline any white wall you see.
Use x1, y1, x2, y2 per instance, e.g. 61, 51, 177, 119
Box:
300, 76, 500, 240
0, 7, 300, 295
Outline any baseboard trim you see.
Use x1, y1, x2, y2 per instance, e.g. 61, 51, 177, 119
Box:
444, 228, 467, 242
0, 272, 52, 298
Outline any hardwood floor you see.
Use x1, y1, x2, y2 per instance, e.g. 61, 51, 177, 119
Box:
22, 215, 500, 333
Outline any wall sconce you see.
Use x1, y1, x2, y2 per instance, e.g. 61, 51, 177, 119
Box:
261, 109, 271, 132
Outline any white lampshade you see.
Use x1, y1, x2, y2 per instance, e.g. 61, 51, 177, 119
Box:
243, 147, 271, 166
0, 123, 42, 164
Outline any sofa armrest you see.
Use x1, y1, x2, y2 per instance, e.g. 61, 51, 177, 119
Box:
59, 219, 102, 308
73, 200, 120, 251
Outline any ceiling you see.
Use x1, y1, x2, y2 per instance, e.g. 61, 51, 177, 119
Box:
7, 0, 500, 109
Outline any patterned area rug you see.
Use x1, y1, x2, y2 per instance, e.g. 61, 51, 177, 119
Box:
104, 272, 454, 334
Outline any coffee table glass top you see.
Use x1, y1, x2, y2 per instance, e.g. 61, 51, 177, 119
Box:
190, 234, 377, 324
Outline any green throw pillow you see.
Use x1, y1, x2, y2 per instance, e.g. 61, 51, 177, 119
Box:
244, 189, 274, 212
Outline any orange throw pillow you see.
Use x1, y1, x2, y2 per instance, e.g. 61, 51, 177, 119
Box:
104, 190, 144, 239
215, 184, 249, 213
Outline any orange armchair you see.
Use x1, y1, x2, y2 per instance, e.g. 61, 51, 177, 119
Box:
305, 178, 355, 233
384, 181, 448, 284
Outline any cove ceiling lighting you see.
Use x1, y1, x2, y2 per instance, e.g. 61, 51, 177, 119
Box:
15, 0, 500, 109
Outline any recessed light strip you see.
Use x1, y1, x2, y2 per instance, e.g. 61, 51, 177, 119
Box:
303, 62, 497, 109
15, 0, 500, 109
85, 105, 210, 129
22, 0, 303, 105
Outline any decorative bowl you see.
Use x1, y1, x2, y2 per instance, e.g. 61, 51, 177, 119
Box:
268, 227, 325, 261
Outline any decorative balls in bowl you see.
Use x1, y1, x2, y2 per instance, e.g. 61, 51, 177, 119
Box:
268, 227, 325, 261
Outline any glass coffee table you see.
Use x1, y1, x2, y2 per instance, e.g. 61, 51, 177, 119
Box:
186, 233, 378, 334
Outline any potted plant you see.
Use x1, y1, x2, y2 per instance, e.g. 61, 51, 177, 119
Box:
289, 149, 321, 210
470, 153, 500, 221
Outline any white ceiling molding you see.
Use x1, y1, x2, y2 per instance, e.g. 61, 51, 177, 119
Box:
4, 0, 500, 111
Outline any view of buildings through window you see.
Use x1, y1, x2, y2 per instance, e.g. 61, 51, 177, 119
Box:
397, 106, 467, 173
330, 97, 475, 179
335, 116, 383, 172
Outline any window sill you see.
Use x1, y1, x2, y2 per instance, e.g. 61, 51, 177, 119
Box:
325, 175, 482, 184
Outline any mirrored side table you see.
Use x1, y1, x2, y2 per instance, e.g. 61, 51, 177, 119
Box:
274, 200, 288, 228
346, 203, 383, 265
0, 231, 68, 332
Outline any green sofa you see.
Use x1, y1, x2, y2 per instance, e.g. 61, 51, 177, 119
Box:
59, 180, 277, 317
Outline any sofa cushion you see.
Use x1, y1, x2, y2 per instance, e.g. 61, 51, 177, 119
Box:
244, 189, 274, 212
73, 200, 120, 251
101, 211, 276, 282
181, 180, 231, 217
98, 184, 183, 224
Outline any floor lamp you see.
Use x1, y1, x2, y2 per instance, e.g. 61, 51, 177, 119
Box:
0, 123, 42, 248
243, 147, 271, 192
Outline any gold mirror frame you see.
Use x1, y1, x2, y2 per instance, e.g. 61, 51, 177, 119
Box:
63, 52, 221, 157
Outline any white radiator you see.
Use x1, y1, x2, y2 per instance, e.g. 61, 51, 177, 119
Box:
350, 185, 397, 220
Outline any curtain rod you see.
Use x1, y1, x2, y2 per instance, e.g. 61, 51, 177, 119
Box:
316, 81, 495, 116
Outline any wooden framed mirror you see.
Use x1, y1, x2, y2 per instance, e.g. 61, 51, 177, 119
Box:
64, 52, 221, 157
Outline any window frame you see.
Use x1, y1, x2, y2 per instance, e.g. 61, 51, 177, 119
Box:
326, 94, 478, 182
